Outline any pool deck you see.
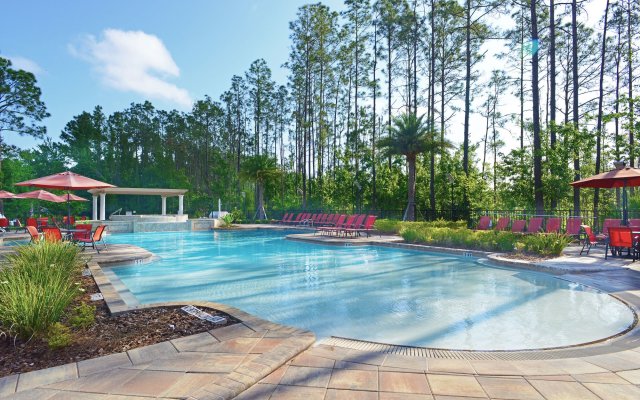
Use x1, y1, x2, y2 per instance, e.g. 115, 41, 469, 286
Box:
2, 229, 640, 399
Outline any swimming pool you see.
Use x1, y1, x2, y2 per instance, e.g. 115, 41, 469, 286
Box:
107, 229, 634, 350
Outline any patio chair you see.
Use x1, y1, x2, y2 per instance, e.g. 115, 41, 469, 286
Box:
41, 226, 63, 242
579, 225, 602, 255
629, 218, 640, 227
275, 213, 291, 224
511, 220, 526, 233
37, 217, 49, 228
605, 226, 636, 260
76, 225, 108, 253
319, 215, 352, 236
601, 219, 622, 236
526, 217, 543, 233
26, 217, 37, 229
26, 225, 41, 243
545, 217, 561, 233
0, 217, 7, 233
565, 217, 582, 238
345, 215, 377, 237
494, 216, 510, 231
476, 216, 491, 230
316, 214, 346, 234
73, 224, 93, 241
341, 214, 366, 237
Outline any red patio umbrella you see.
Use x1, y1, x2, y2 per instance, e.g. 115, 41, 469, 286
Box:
61, 193, 89, 202
570, 164, 640, 225
14, 190, 66, 203
16, 171, 115, 225
0, 190, 16, 199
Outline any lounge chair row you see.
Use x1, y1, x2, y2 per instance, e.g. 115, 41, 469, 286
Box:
476, 216, 584, 235
316, 214, 377, 237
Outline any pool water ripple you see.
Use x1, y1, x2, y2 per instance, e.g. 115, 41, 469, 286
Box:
108, 229, 634, 350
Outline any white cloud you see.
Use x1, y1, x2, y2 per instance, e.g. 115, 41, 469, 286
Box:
70, 29, 192, 108
6, 55, 45, 75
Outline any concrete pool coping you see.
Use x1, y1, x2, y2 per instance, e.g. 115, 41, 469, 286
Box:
4, 229, 640, 399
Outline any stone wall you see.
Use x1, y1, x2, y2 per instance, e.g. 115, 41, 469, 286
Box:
86, 218, 217, 233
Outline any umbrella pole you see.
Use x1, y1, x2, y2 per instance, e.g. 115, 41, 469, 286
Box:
67, 193, 71, 228
623, 183, 629, 226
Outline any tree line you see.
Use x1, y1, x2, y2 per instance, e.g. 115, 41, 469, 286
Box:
1, 0, 639, 221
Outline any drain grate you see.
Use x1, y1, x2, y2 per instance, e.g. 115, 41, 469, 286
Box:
318, 336, 613, 361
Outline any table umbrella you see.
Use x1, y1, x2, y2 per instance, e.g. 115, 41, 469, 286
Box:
0, 190, 15, 216
14, 190, 67, 203
570, 164, 640, 225
16, 171, 115, 226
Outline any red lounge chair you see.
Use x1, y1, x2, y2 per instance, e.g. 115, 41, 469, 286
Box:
318, 215, 349, 235
476, 216, 491, 230
545, 217, 561, 233
526, 217, 543, 233
342, 214, 366, 237
41, 227, 63, 242
628, 218, 640, 227
579, 225, 602, 255
297, 213, 311, 225
0, 217, 8, 232
26, 217, 37, 228
316, 214, 329, 225
323, 214, 338, 226
494, 217, 510, 231
345, 215, 377, 237
511, 220, 526, 233
566, 217, 582, 237
275, 213, 291, 224
73, 224, 93, 241
27, 226, 41, 243
37, 217, 49, 227
287, 213, 304, 225
77, 225, 108, 253
601, 219, 622, 236
606, 226, 636, 260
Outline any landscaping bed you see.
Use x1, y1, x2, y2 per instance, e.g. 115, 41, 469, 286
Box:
0, 274, 239, 378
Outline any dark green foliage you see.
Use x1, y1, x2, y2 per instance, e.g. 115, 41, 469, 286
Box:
68, 304, 96, 329
47, 322, 72, 350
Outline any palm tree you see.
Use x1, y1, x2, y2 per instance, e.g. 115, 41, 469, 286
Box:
239, 155, 280, 220
379, 113, 444, 221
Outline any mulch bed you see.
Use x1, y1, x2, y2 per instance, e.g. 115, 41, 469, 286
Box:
0, 275, 239, 378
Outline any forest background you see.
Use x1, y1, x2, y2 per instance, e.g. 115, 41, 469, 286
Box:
1, 0, 639, 223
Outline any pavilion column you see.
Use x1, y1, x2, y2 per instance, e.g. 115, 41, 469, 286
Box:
99, 193, 106, 221
161, 196, 167, 216
92, 195, 98, 220
178, 195, 184, 215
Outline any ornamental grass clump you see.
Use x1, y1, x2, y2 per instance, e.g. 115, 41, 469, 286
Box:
0, 241, 85, 340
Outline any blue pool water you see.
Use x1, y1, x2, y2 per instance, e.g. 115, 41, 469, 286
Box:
108, 230, 634, 350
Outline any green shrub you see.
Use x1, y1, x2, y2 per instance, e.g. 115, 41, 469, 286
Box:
518, 233, 572, 256
219, 213, 234, 228
0, 241, 85, 339
230, 208, 244, 223
374, 219, 467, 234
68, 303, 96, 329
374, 219, 402, 234
47, 322, 72, 349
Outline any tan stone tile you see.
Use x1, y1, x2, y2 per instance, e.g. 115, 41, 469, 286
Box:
325, 388, 378, 400
291, 353, 336, 368
469, 360, 520, 376
549, 358, 609, 375
269, 384, 326, 400
572, 372, 630, 384
77, 352, 132, 377
112, 370, 184, 397
127, 341, 178, 365
432, 396, 486, 400
334, 360, 379, 371
342, 350, 387, 366
511, 360, 565, 376
48, 391, 111, 400
0, 374, 18, 397
427, 374, 485, 398
476, 376, 542, 400
306, 345, 350, 361
161, 372, 219, 398
380, 371, 430, 394
45, 367, 138, 393
379, 393, 434, 400
17, 363, 78, 392
234, 383, 278, 400
146, 352, 204, 372
383, 355, 428, 372
581, 354, 640, 372
171, 331, 219, 352
427, 359, 475, 375
617, 368, 640, 384
188, 354, 247, 373
3, 389, 60, 400
528, 379, 600, 400
209, 323, 256, 341
582, 382, 640, 400
251, 338, 286, 354
329, 369, 378, 391
524, 375, 575, 382
280, 366, 332, 388
260, 365, 288, 385
201, 337, 260, 354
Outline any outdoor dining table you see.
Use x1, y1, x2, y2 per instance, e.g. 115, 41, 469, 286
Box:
60, 228, 89, 241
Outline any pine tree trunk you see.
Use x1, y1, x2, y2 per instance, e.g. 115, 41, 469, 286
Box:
531, 0, 544, 215
571, 0, 581, 216
594, 0, 610, 225
406, 154, 417, 221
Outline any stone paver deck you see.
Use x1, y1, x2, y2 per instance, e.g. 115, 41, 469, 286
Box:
3, 228, 640, 399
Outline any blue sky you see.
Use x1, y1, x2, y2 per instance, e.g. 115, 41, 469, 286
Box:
1, 0, 344, 148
